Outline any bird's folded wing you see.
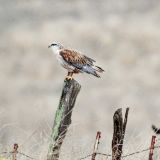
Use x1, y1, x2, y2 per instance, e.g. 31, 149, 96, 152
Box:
59, 49, 95, 69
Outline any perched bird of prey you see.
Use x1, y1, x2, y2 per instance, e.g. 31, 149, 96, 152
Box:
48, 43, 104, 80
152, 125, 160, 134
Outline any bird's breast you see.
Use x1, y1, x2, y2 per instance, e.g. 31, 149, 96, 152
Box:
56, 53, 74, 71
56, 54, 64, 65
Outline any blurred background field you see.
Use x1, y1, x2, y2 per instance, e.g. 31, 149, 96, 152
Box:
0, 0, 160, 159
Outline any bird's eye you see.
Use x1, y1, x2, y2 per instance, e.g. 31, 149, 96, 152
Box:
52, 43, 57, 46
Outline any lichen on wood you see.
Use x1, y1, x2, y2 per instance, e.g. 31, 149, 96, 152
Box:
47, 79, 81, 160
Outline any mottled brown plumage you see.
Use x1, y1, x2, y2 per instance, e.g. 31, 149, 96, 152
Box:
48, 43, 104, 79
60, 49, 95, 65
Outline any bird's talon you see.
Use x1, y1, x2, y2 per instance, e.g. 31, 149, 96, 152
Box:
65, 76, 73, 80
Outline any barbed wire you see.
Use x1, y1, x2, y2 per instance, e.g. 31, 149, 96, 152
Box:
0, 145, 159, 160
0, 151, 37, 160
79, 145, 160, 160
18, 152, 37, 160
0, 143, 160, 160
78, 154, 92, 160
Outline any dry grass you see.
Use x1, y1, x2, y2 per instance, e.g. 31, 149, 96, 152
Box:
0, 0, 160, 159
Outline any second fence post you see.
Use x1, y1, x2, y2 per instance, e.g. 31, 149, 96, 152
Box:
112, 108, 129, 160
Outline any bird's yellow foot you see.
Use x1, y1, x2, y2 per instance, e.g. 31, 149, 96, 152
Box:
65, 76, 73, 80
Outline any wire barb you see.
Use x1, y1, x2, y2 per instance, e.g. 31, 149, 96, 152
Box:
79, 145, 160, 160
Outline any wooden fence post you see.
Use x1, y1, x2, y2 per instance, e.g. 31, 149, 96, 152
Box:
12, 143, 18, 160
47, 79, 81, 160
91, 131, 101, 160
149, 135, 156, 160
112, 108, 129, 160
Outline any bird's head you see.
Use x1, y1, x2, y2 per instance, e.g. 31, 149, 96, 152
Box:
48, 42, 63, 50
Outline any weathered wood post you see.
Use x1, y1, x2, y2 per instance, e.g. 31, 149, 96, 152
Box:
47, 79, 81, 160
12, 143, 18, 160
148, 135, 156, 160
91, 131, 101, 160
112, 108, 129, 160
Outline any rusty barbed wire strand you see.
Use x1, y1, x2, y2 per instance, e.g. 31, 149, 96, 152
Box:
1, 145, 160, 160
18, 152, 37, 160
121, 145, 160, 159
79, 145, 160, 160
0, 151, 9, 155
78, 154, 92, 160
0, 151, 37, 160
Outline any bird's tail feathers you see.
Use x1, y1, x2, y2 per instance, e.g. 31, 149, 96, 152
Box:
92, 71, 100, 78
90, 66, 102, 78
93, 65, 104, 73
82, 65, 101, 78
152, 125, 156, 132
152, 124, 160, 134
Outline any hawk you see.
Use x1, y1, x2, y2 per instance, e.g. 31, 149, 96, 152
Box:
48, 43, 104, 80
